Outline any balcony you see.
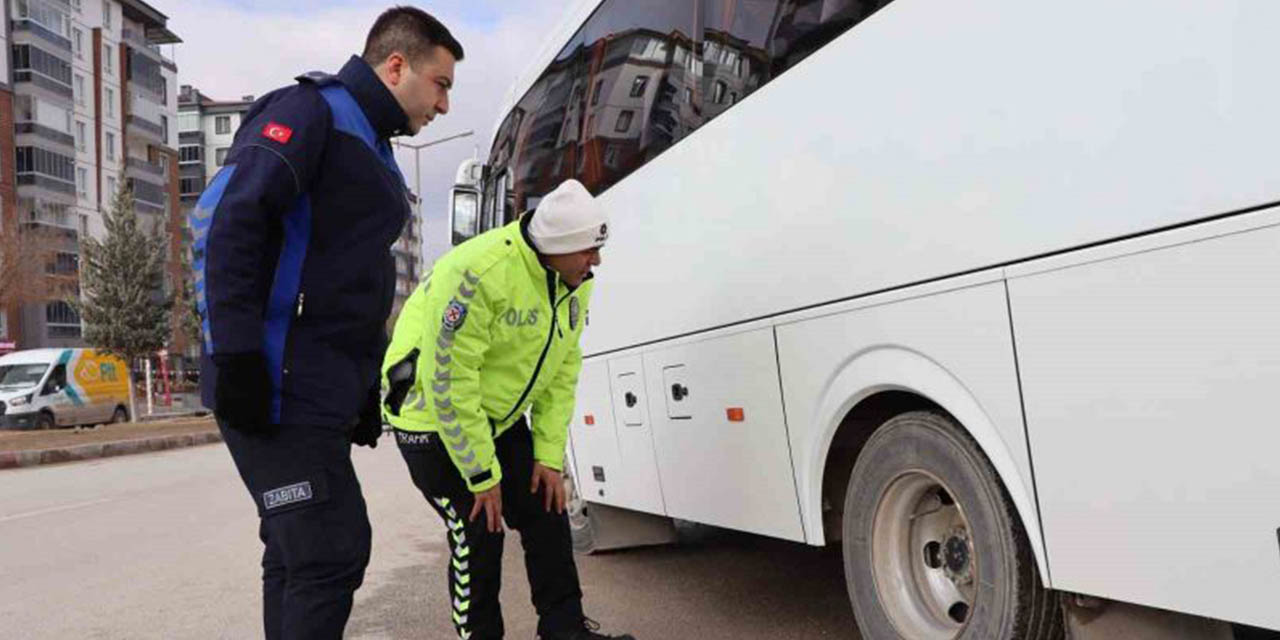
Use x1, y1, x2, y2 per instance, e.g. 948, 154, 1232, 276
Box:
12, 20, 72, 53
14, 71, 73, 100
15, 122, 75, 148
129, 177, 167, 215
17, 173, 76, 198
130, 156, 165, 175
122, 28, 163, 60
23, 204, 78, 231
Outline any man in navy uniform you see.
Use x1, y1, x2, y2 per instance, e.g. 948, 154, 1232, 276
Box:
188, 8, 463, 639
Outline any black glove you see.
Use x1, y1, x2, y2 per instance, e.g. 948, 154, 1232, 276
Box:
212, 352, 274, 435
384, 349, 420, 417
352, 386, 383, 448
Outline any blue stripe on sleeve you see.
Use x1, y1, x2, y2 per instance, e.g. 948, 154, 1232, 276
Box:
189, 166, 238, 355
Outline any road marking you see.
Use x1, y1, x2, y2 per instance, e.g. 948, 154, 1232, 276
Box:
0, 498, 116, 523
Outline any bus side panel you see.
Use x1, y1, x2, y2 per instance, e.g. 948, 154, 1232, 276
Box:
1009, 216, 1280, 630
605, 355, 667, 515
776, 282, 1035, 557
643, 328, 804, 541
568, 359, 627, 509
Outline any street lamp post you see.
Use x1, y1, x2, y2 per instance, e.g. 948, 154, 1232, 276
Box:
393, 130, 476, 216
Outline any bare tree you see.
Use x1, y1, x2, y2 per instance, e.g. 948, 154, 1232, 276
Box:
0, 217, 61, 340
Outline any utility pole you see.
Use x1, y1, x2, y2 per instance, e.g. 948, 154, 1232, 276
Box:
392, 130, 475, 277
393, 130, 476, 213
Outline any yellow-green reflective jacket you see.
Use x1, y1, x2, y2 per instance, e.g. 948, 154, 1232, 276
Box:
381, 218, 592, 493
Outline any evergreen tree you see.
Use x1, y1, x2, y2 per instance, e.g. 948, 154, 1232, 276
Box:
74, 183, 172, 420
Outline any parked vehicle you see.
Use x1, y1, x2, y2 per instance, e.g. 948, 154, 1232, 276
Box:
0, 349, 130, 430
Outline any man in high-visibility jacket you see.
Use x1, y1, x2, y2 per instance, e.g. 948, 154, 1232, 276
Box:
382, 179, 633, 640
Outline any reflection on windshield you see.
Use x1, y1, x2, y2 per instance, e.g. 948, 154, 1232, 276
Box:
489, 0, 895, 211
0, 364, 49, 389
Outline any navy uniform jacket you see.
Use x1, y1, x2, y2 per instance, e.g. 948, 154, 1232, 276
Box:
190, 56, 411, 427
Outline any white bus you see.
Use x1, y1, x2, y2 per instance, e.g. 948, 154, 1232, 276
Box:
446, 1, 1280, 638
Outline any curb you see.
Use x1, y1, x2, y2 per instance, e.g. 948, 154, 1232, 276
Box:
0, 431, 223, 470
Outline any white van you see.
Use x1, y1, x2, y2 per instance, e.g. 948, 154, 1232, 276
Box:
0, 349, 131, 430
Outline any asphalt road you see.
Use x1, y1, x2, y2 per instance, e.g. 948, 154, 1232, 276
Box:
0, 441, 859, 639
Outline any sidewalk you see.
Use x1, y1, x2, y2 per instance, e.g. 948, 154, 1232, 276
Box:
0, 417, 221, 470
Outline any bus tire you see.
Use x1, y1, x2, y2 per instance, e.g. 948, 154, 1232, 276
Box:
564, 467, 597, 554
37, 411, 56, 431
842, 411, 1062, 640
111, 406, 129, 424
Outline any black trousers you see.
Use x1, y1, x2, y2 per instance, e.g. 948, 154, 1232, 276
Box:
397, 418, 584, 639
219, 420, 372, 640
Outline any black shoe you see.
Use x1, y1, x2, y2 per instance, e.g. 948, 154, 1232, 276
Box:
541, 617, 635, 640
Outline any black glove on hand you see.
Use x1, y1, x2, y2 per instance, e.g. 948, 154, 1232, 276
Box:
352, 386, 383, 448
212, 352, 274, 435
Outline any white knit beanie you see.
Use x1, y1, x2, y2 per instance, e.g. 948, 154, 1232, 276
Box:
528, 179, 610, 255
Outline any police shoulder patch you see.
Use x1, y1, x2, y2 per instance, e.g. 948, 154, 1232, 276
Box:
442, 299, 468, 332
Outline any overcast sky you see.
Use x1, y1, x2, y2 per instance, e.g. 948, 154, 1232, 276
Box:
147, 0, 571, 264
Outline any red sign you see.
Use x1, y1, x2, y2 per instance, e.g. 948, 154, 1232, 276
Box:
262, 122, 293, 144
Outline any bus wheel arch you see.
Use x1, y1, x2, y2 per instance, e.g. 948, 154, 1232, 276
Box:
810, 347, 1048, 584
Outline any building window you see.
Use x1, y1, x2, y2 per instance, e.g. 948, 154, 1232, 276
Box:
735, 56, 745, 77
178, 112, 198, 132
12, 44, 74, 88
105, 87, 115, 117
46, 301, 81, 338
73, 28, 83, 59
76, 167, 87, 196
630, 75, 649, 98
71, 0, 81, 12
180, 177, 203, 196
75, 121, 86, 151
103, 44, 113, 75
105, 132, 115, 160
179, 145, 202, 164
161, 114, 169, 142
215, 116, 231, 135
591, 79, 603, 106
47, 252, 78, 276
215, 147, 229, 166
102, 1, 111, 28
614, 110, 634, 133
713, 81, 727, 105
75, 74, 85, 106
684, 87, 693, 104
106, 175, 117, 197
15, 146, 76, 184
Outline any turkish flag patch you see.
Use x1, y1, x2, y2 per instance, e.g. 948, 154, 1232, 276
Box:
262, 122, 293, 144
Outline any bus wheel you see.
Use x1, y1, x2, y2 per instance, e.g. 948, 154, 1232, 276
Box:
111, 407, 129, 424
564, 468, 597, 554
37, 411, 55, 431
842, 411, 1062, 640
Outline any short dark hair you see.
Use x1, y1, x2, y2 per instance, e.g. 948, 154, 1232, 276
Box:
363, 6, 465, 67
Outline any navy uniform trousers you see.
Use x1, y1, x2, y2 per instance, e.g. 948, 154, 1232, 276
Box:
219, 420, 372, 640
397, 417, 585, 639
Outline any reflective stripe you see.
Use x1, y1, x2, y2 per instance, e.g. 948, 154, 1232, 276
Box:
190, 166, 238, 354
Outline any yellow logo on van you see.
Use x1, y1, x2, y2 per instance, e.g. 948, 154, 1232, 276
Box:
71, 350, 128, 406
76, 359, 119, 384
